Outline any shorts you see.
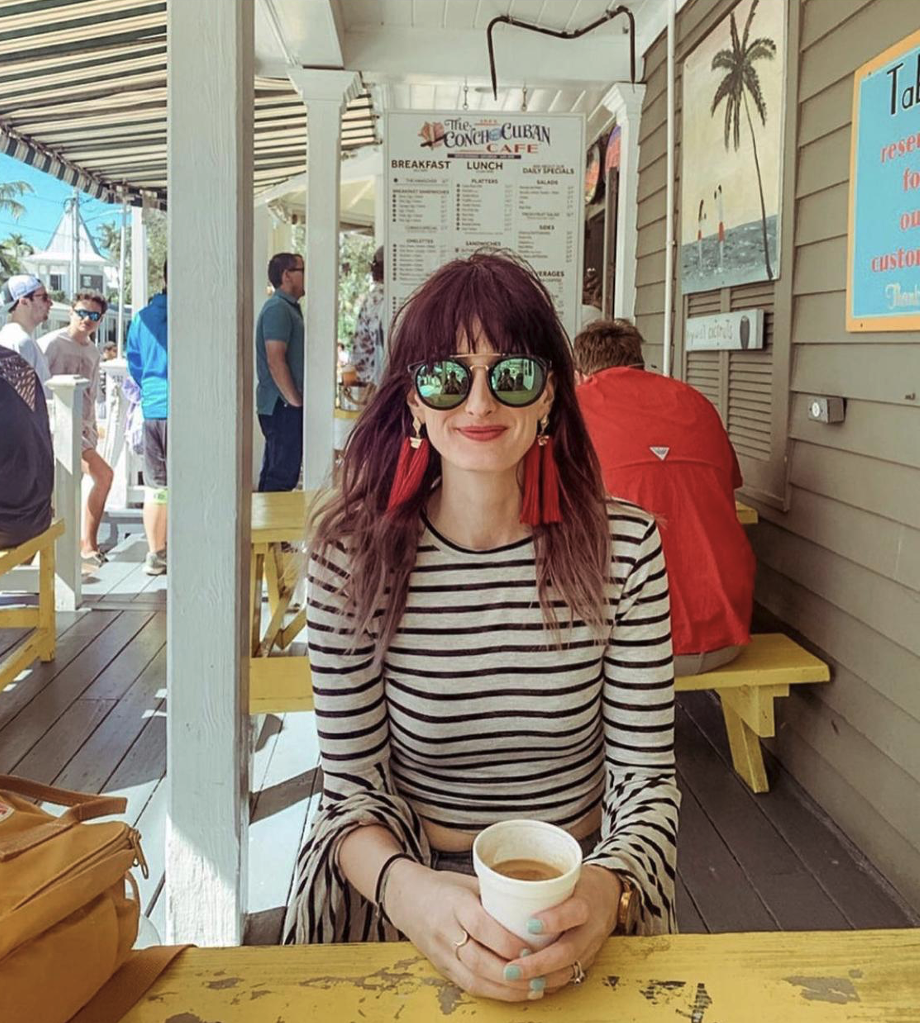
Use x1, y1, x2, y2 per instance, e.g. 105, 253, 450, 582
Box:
143, 418, 168, 488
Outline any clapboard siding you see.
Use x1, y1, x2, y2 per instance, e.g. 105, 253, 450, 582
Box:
799, 76, 853, 147
789, 395, 920, 468
755, 562, 920, 723
799, 0, 874, 50
793, 290, 919, 345
792, 344, 920, 407
789, 442, 920, 530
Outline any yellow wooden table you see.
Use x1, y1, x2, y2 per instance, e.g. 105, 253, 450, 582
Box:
123, 929, 920, 1021
736, 499, 758, 525
249, 491, 317, 714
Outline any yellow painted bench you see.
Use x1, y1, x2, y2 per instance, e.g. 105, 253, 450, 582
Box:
250, 635, 830, 797
676, 633, 830, 793
0, 519, 64, 691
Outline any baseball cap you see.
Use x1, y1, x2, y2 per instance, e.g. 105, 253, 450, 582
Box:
1, 274, 44, 312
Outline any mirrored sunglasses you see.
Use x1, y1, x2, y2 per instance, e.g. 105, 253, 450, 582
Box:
408, 354, 549, 411
74, 309, 102, 322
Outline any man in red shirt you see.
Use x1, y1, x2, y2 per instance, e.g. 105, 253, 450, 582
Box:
574, 319, 755, 675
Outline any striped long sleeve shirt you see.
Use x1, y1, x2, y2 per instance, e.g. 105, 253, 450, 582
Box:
284, 501, 680, 944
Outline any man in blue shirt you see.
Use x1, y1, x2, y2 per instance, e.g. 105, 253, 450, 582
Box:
255, 252, 304, 491
126, 261, 169, 575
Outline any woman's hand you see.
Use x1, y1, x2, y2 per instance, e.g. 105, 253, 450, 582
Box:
500, 865, 622, 997
384, 861, 540, 1002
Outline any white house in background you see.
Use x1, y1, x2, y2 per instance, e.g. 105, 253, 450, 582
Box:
22, 206, 118, 296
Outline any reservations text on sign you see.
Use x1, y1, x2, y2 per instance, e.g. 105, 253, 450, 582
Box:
384, 111, 585, 340
847, 27, 920, 331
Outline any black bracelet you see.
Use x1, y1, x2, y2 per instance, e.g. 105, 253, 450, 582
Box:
373, 852, 412, 911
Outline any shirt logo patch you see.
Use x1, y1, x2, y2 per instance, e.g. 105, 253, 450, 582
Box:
0, 800, 14, 823
650, 446, 670, 461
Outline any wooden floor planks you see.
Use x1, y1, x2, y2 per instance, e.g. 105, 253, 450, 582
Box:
2, 590, 915, 944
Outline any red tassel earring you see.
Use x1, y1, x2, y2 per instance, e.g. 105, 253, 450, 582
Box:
520, 415, 562, 526
387, 416, 430, 513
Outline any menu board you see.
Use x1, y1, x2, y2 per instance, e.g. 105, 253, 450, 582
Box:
384, 111, 585, 338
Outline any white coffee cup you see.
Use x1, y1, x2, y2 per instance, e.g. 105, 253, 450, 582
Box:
472, 819, 582, 949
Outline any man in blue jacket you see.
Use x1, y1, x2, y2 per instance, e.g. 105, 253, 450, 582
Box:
126, 261, 168, 575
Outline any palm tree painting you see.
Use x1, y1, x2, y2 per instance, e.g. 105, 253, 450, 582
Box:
680, 0, 785, 294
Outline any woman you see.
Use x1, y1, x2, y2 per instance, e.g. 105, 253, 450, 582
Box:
284, 252, 678, 1003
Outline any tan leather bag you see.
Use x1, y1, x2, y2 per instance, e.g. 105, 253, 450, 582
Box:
0, 775, 188, 1023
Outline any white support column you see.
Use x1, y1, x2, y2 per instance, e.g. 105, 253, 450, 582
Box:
165, 0, 253, 946
374, 173, 385, 246
131, 204, 148, 313
288, 70, 361, 490
600, 84, 646, 320
252, 202, 270, 489
46, 375, 89, 611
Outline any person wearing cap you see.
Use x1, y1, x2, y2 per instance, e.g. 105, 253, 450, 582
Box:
351, 245, 385, 392
126, 261, 169, 576
255, 252, 305, 492
574, 317, 755, 676
0, 274, 52, 390
38, 291, 113, 568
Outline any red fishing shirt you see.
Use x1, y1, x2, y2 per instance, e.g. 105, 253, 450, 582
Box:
577, 367, 755, 655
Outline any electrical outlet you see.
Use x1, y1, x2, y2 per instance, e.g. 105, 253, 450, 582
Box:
807, 396, 845, 423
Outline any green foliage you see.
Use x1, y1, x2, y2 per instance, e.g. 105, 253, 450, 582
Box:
94, 207, 168, 306
338, 231, 376, 351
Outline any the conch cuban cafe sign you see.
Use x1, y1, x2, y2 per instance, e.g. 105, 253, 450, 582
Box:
384, 110, 585, 338
847, 27, 920, 331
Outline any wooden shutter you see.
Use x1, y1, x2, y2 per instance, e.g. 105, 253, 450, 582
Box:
727, 281, 775, 462
684, 289, 723, 411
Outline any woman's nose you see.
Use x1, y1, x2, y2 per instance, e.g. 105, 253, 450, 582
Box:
464, 366, 496, 416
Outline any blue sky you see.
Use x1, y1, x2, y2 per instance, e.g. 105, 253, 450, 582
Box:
0, 153, 122, 251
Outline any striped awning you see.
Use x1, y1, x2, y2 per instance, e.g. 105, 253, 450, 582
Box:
0, 0, 378, 209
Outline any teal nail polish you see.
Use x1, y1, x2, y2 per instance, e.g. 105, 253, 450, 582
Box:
503, 964, 522, 981
530, 977, 546, 993
526, 918, 544, 934
520, 948, 532, 958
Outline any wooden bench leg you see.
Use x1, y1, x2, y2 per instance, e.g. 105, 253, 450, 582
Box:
720, 699, 769, 794
38, 538, 55, 662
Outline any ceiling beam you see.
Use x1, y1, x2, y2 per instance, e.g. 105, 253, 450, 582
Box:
342, 25, 633, 90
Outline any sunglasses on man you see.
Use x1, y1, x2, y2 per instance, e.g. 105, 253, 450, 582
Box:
74, 309, 103, 322
408, 354, 550, 411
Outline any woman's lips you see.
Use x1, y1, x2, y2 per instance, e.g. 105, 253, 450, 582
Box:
456, 426, 508, 442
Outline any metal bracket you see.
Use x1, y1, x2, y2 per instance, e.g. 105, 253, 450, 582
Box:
486, 4, 636, 100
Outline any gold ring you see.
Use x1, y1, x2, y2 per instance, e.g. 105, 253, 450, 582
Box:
452, 929, 470, 958
571, 959, 586, 986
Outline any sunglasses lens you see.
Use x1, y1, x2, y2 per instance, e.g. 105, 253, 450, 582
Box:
416, 360, 470, 409
490, 357, 545, 406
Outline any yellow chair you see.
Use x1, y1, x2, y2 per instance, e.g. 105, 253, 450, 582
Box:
0, 520, 64, 691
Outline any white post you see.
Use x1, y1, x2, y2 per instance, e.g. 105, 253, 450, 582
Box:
46, 375, 89, 611
252, 203, 270, 489
117, 193, 128, 358
70, 188, 80, 294
288, 70, 362, 490
131, 204, 148, 312
165, 0, 253, 946
100, 360, 130, 510
600, 84, 646, 321
662, 0, 676, 377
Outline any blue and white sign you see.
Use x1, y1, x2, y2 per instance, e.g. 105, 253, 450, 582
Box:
848, 28, 920, 331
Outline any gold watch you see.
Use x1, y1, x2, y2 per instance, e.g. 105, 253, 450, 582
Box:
614, 874, 639, 935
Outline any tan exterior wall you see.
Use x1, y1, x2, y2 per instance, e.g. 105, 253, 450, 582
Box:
636, 0, 920, 912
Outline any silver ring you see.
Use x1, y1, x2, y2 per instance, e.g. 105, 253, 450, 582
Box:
452, 928, 470, 958
571, 959, 586, 986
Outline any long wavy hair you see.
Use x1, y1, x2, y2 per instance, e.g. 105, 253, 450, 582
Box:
312, 251, 610, 664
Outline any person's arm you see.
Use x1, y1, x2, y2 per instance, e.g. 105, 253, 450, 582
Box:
264, 340, 302, 406
125, 317, 142, 386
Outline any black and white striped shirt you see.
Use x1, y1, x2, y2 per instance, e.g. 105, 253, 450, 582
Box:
285, 501, 680, 943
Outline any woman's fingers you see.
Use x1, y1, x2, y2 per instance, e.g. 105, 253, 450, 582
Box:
527, 892, 590, 937
454, 898, 533, 962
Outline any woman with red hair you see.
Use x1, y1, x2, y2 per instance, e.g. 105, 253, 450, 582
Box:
284, 252, 678, 1003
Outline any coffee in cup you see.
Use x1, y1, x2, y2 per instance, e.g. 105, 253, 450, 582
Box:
473, 819, 582, 948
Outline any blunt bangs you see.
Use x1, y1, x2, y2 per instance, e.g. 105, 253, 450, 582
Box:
387, 251, 571, 374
